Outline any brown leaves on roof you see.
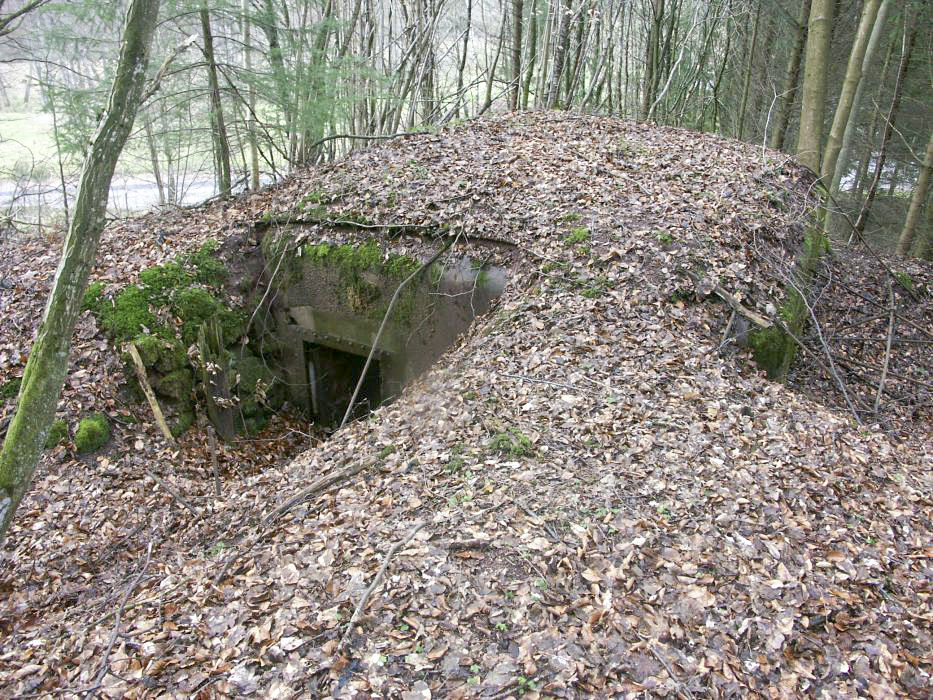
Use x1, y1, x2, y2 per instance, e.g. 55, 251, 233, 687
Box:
1, 111, 931, 697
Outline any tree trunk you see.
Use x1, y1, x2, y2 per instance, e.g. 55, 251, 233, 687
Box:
521, 0, 538, 109
200, 6, 231, 196
795, 0, 832, 172
0, 0, 160, 543
640, 0, 664, 120
896, 129, 933, 256
769, 0, 810, 151
511, 0, 524, 110
853, 15, 917, 239
828, 0, 889, 198
820, 0, 881, 185
736, 3, 760, 141
546, 0, 572, 109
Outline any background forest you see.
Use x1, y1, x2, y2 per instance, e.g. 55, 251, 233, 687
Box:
0, 0, 930, 256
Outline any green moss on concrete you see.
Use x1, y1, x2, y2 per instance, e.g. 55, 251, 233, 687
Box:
127, 334, 187, 374
74, 413, 110, 453
139, 262, 192, 305
170, 409, 195, 438
174, 288, 245, 346
45, 419, 68, 448
748, 326, 789, 379
100, 285, 158, 344
154, 368, 194, 402
185, 240, 228, 286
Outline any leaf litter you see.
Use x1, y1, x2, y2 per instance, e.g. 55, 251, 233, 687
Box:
0, 112, 931, 698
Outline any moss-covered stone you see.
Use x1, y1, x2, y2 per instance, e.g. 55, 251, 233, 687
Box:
186, 240, 228, 285
45, 419, 68, 449
170, 409, 195, 438
74, 413, 110, 453
174, 288, 244, 346
139, 262, 192, 305
126, 333, 188, 374
748, 326, 790, 379
100, 285, 158, 344
154, 368, 194, 402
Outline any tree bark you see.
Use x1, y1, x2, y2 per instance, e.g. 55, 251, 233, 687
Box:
0, 0, 161, 542
820, 0, 881, 185
546, 0, 572, 109
511, 0, 524, 110
795, 0, 832, 172
769, 0, 810, 151
853, 15, 917, 239
201, 5, 231, 196
896, 129, 933, 256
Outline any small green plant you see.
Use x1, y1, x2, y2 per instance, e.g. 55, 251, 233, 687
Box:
208, 541, 227, 557
533, 578, 548, 589
378, 444, 397, 459
655, 230, 674, 244
558, 211, 582, 223
516, 676, 539, 695
564, 227, 591, 245
894, 270, 915, 294
488, 428, 533, 457
74, 413, 110, 453
495, 621, 508, 632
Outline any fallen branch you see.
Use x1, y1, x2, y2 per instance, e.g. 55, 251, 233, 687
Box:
126, 342, 175, 443
145, 471, 200, 518
264, 457, 375, 526
680, 269, 772, 328
874, 281, 896, 414
338, 520, 427, 651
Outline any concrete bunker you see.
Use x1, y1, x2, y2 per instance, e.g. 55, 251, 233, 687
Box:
258, 232, 507, 426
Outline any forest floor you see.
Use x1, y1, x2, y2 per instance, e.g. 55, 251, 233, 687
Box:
1, 111, 931, 698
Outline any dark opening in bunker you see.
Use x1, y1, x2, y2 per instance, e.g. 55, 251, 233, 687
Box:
305, 342, 383, 425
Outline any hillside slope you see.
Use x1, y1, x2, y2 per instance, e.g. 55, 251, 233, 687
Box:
1, 112, 931, 698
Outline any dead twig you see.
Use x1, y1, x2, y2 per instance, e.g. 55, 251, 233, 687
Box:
338, 521, 427, 651
81, 542, 153, 699
145, 471, 200, 518
874, 280, 896, 414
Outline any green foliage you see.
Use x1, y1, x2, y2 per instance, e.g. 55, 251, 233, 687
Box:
45, 420, 68, 449
185, 241, 228, 286
174, 288, 244, 346
139, 262, 192, 305
100, 285, 157, 344
488, 428, 533, 457
1, 376, 21, 400
655, 230, 674, 244
82, 281, 105, 313
564, 227, 591, 245
74, 413, 110, 453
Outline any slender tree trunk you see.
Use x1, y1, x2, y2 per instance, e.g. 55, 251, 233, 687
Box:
521, 0, 538, 108
0, 0, 161, 543
853, 15, 917, 238
829, 0, 889, 197
511, 0, 524, 109
546, 0, 572, 108
769, 0, 810, 150
820, 0, 881, 185
243, 0, 259, 190
201, 6, 231, 196
641, 0, 664, 119
896, 129, 933, 256
737, 3, 760, 141
795, 0, 833, 172
455, 0, 472, 119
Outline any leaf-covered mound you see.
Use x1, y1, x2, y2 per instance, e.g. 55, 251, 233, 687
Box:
1, 111, 931, 697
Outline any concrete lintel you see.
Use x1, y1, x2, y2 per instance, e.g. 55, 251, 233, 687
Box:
287, 306, 403, 356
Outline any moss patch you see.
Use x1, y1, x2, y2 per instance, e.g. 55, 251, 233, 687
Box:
74, 413, 110, 453
748, 326, 789, 379
1, 376, 21, 400
45, 419, 68, 449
